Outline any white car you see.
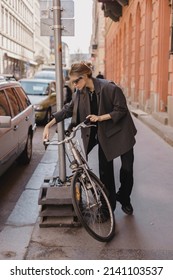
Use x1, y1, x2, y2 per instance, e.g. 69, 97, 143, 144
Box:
0, 80, 36, 176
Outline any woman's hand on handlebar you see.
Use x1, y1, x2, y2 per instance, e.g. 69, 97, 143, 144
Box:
86, 114, 100, 122
86, 113, 112, 122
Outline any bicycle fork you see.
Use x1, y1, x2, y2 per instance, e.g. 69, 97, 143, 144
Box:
79, 169, 102, 210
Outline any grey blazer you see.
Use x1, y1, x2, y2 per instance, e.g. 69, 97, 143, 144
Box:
54, 78, 137, 161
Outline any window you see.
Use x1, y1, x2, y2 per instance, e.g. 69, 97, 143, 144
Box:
1, 7, 4, 32
169, 3, 173, 54
14, 86, 31, 109
0, 90, 11, 116
171, 24, 173, 54
5, 87, 21, 117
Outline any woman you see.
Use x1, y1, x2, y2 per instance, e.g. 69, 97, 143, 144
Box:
43, 61, 137, 215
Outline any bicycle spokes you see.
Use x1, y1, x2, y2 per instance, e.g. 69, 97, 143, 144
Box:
71, 170, 115, 242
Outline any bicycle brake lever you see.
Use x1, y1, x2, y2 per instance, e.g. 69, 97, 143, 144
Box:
84, 118, 91, 125
83, 118, 97, 128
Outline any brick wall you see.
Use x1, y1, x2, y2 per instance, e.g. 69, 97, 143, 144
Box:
105, 0, 172, 118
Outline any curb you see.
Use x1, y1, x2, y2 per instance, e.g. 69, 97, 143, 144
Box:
130, 108, 173, 147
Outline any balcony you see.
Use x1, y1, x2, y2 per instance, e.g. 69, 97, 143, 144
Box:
98, 0, 128, 5
98, 0, 129, 22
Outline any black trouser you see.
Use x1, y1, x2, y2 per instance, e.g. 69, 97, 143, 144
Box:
98, 144, 134, 210
98, 144, 116, 211
118, 148, 134, 204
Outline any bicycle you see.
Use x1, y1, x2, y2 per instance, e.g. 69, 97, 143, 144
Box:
44, 120, 115, 242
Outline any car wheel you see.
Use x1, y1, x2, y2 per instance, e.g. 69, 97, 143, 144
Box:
18, 132, 32, 164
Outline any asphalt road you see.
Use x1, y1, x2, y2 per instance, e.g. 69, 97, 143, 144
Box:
0, 125, 55, 232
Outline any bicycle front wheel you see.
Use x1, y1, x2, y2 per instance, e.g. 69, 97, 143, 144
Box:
71, 170, 115, 242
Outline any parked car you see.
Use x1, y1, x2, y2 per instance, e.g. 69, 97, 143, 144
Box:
0, 80, 36, 176
19, 78, 57, 124
34, 70, 55, 80
40, 66, 55, 71
34, 66, 69, 81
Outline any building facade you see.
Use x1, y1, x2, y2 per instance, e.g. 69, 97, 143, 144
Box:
0, 0, 50, 79
95, 0, 173, 127
91, 1, 105, 77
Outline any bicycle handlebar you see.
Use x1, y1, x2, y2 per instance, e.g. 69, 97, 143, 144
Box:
43, 120, 96, 148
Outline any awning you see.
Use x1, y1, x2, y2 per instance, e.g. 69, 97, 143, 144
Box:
4, 52, 37, 65
5, 52, 27, 62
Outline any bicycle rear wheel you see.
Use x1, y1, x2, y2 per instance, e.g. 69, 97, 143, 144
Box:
71, 169, 115, 242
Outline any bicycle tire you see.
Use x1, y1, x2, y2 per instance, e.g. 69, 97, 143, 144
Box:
71, 169, 115, 242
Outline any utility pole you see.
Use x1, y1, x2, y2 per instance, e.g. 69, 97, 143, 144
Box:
53, 0, 66, 182
40, 0, 74, 183
38, 1, 76, 227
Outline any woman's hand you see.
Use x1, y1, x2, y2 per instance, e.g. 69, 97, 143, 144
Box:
43, 125, 50, 141
86, 114, 111, 122
86, 114, 100, 122
42, 118, 56, 141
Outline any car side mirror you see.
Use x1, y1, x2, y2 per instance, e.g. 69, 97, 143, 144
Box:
0, 116, 12, 128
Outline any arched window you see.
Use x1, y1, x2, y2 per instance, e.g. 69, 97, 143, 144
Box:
134, 3, 141, 102
157, 0, 170, 112
127, 14, 132, 98
144, 0, 152, 109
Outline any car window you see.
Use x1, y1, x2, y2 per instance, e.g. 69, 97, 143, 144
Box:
34, 71, 55, 80
20, 81, 49, 95
0, 90, 11, 116
14, 86, 31, 109
5, 87, 22, 117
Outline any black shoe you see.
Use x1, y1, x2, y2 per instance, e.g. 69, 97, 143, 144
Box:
116, 192, 133, 215
121, 203, 133, 215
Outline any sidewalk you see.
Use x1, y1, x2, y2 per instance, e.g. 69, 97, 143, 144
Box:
129, 107, 173, 147
0, 109, 173, 260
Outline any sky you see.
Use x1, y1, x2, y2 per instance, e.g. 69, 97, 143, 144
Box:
62, 0, 93, 54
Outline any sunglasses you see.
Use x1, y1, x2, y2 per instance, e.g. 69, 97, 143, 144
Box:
71, 76, 83, 85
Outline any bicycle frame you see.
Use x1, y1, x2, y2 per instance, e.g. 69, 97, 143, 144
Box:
66, 138, 100, 209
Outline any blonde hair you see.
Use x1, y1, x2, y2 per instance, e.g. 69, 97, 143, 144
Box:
69, 61, 93, 78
